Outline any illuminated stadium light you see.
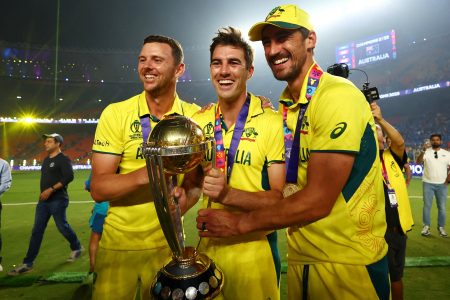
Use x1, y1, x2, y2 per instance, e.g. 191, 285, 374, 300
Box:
98, 99, 102, 102
21, 116, 36, 124
59, 98, 63, 101
16, 96, 21, 99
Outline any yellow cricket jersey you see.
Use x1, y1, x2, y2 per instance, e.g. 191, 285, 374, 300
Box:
382, 149, 414, 232
192, 93, 285, 300
281, 63, 387, 265
92, 91, 199, 250
192, 93, 284, 202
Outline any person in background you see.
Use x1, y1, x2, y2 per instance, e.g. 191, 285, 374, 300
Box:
0, 157, 12, 272
8, 133, 83, 276
416, 133, 450, 237
84, 172, 109, 274
372, 102, 414, 300
404, 162, 412, 187
196, 4, 389, 300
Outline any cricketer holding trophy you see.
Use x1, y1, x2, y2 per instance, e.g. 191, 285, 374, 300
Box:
191, 27, 286, 300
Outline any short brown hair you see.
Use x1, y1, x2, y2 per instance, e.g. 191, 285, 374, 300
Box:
143, 35, 184, 65
210, 27, 254, 70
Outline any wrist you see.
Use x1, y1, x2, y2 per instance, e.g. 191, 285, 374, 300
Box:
50, 186, 56, 192
219, 186, 231, 205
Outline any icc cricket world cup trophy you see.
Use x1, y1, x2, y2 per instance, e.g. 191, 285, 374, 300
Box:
143, 115, 224, 300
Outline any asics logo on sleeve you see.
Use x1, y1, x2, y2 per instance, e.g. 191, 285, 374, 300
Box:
330, 122, 347, 139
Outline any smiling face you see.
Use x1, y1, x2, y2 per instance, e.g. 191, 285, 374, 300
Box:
261, 26, 312, 83
210, 45, 253, 103
137, 42, 184, 97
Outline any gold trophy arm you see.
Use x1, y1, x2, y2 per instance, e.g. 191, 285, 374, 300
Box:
147, 154, 185, 258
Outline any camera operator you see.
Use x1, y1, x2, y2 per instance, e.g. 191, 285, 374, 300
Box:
372, 101, 413, 300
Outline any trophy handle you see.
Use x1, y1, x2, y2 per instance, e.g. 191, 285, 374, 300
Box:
146, 153, 185, 258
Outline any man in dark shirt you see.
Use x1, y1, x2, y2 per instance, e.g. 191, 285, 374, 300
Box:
8, 133, 84, 276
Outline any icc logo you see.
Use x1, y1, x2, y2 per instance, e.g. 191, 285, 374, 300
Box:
204, 123, 214, 137
130, 120, 141, 133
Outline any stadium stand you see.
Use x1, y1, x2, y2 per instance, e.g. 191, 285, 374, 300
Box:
1, 32, 448, 165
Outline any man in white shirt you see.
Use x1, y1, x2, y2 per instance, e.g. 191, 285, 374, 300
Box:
416, 134, 450, 237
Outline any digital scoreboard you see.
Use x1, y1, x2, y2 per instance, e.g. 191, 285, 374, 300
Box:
336, 30, 397, 68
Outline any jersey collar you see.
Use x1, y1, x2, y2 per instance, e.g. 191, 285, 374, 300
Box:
138, 91, 185, 120
279, 61, 318, 108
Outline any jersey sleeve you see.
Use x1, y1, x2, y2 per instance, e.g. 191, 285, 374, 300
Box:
92, 104, 124, 155
310, 82, 369, 153
264, 111, 285, 166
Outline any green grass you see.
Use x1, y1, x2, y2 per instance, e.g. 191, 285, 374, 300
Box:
0, 172, 449, 299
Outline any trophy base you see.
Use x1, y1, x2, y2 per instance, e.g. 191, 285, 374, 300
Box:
151, 247, 223, 300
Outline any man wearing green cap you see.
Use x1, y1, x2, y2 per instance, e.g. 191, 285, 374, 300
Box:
197, 4, 389, 300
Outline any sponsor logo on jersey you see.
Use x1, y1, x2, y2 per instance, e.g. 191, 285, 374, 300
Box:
94, 139, 110, 147
129, 120, 143, 140
330, 122, 347, 139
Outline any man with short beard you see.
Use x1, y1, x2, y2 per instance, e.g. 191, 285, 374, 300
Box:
90, 35, 199, 300
416, 133, 450, 237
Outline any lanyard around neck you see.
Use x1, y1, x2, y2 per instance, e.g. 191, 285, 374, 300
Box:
380, 154, 392, 188
214, 95, 250, 184
284, 64, 323, 183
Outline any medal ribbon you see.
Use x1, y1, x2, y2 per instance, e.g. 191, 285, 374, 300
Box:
140, 115, 152, 144
214, 95, 250, 184
284, 64, 323, 183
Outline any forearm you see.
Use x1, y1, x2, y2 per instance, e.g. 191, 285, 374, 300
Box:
416, 151, 425, 164
378, 118, 405, 154
222, 188, 283, 211
91, 167, 149, 202
180, 166, 204, 214
239, 153, 350, 233
239, 187, 330, 233
51, 182, 64, 190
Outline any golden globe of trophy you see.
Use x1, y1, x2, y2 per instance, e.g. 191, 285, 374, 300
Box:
143, 115, 224, 300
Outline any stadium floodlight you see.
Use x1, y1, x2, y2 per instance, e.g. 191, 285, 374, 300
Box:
22, 117, 35, 124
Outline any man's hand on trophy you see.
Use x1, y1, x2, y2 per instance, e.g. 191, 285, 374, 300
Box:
196, 208, 243, 237
203, 164, 229, 203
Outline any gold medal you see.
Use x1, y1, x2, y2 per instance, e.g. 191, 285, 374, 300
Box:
283, 183, 300, 197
